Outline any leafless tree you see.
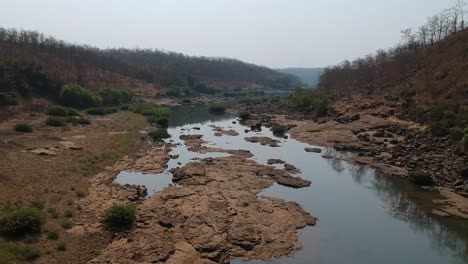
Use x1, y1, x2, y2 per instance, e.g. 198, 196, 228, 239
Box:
455, 0, 467, 29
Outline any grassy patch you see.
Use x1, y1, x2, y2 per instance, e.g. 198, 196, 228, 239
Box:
0, 239, 41, 262
13, 123, 32, 133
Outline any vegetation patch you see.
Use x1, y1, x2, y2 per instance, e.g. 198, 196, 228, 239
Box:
59, 83, 102, 108
0, 239, 41, 263
13, 123, 32, 133
0, 207, 46, 236
99, 88, 132, 106
102, 204, 136, 230
271, 124, 287, 137
239, 112, 251, 121
288, 87, 328, 118
45, 117, 66, 127
208, 103, 226, 113
148, 129, 171, 142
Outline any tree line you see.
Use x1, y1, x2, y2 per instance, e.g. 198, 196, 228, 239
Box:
318, 0, 467, 95
0, 27, 299, 91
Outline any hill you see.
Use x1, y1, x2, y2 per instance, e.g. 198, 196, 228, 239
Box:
277, 67, 323, 87
0, 27, 300, 97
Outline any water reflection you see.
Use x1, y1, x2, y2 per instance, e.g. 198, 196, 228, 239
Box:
347, 164, 468, 261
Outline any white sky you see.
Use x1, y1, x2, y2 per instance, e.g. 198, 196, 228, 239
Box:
0, 0, 453, 68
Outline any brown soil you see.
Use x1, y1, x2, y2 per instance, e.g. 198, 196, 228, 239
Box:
0, 109, 148, 263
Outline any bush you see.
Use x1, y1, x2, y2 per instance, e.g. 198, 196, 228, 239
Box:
289, 87, 328, 117
208, 103, 226, 113
0, 207, 46, 236
156, 117, 169, 128
182, 98, 192, 104
148, 129, 171, 142
129, 102, 169, 117
239, 112, 251, 121
67, 108, 80, 116
0, 92, 20, 106
271, 124, 287, 137
99, 88, 132, 106
86, 107, 105, 115
102, 204, 136, 230
64, 210, 73, 218
164, 86, 190, 97
14, 123, 32, 133
45, 117, 66, 127
60, 221, 72, 229
46, 105, 69, 116
59, 83, 102, 108
15, 246, 40, 261
57, 242, 66, 251
45, 229, 59, 240
78, 117, 91, 125
449, 127, 464, 141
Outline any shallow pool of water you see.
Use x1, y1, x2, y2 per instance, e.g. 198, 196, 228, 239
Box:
116, 105, 468, 264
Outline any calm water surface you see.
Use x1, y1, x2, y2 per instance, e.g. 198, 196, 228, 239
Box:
116, 105, 468, 264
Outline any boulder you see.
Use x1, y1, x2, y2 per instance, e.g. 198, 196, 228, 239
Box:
305, 147, 322, 153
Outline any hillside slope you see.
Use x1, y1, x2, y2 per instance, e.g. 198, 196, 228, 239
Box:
319, 29, 468, 125
0, 27, 299, 95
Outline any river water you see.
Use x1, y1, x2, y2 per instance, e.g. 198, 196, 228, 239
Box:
116, 105, 468, 264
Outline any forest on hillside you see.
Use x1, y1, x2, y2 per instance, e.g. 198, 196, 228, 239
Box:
0, 27, 299, 93
319, 1, 467, 100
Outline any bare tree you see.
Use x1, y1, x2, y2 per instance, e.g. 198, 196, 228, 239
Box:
455, 0, 467, 29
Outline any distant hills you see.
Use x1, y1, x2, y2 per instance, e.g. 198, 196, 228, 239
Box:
276, 68, 324, 87
0, 27, 300, 94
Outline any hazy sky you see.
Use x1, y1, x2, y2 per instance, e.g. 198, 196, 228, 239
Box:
0, 0, 452, 68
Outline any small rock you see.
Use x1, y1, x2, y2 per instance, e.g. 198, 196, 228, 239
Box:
305, 147, 322, 153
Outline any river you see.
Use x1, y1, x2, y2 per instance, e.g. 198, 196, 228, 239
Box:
116, 105, 468, 264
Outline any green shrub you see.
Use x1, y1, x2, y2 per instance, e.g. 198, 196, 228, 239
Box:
102, 204, 136, 230
78, 117, 91, 125
165, 86, 190, 97
64, 210, 73, 218
0, 207, 46, 236
56, 242, 66, 251
99, 88, 132, 106
156, 117, 169, 128
0, 239, 40, 262
182, 98, 192, 104
15, 246, 40, 261
60, 221, 72, 229
47, 208, 59, 219
239, 112, 251, 121
45, 229, 59, 240
271, 124, 287, 137
45, 117, 66, 127
86, 107, 105, 115
67, 108, 80, 116
59, 83, 102, 108
0, 92, 20, 106
289, 87, 328, 117
129, 102, 169, 117
449, 127, 464, 141
208, 103, 226, 113
148, 129, 171, 142
14, 123, 32, 133
46, 105, 69, 116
